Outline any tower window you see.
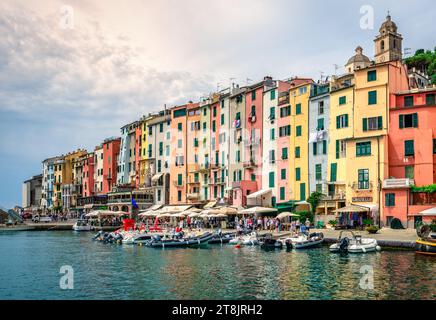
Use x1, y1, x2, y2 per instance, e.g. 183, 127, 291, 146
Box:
381, 40, 385, 51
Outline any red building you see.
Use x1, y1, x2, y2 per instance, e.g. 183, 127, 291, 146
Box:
83, 152, 95, 197
102, 137, 121, 194
383, 88, 436, 227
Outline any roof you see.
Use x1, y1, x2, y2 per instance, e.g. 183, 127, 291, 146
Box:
247, 189, 272, 199
346, 46, 371, 65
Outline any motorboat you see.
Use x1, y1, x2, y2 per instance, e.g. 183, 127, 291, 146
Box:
73, 219, 92, 231
259, 233, 282, 249
208, 231, 236, 244
330, 231, 381, 253
229, 231, 259, 246
291, 232, 324, 249
92, 230, 123, 244
415, 225, 436, 255
121, 231, 142, 245
145, 232, 214, 248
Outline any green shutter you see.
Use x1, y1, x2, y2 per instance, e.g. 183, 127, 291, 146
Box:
300, 183, 306, 201
269, 172, 275, 188
399, 114, 404, 129
313, 142, 317, 155
344, 114, 349, 127
177, 174, 182, 185
330, 163, 337, 182
280, 187, 285, 200
336, 116, 340, 129
378, 116, 383, 130
322, 140, 327, 154
368, 90, 377, 105
296, 168, 301, 181
412, 113, 418, 128
335, 140, 340, 159
363, 118, 368, 131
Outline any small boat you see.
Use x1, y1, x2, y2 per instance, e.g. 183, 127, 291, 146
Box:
73, 219, 92, 231
92, 230, 123, 243
330, 231, 380, 253
121, 231, 142, 244
291, 232, 324, 249
145, 232, 214, 248
232, 231, 259, 245
208, 231, 235, 244
260, 233, 282, 249
415, 225, 436, 255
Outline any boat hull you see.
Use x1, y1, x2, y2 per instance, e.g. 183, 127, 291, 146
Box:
292, 238, 323, 249
147, 232, 214, 248
415, 239, 436, 255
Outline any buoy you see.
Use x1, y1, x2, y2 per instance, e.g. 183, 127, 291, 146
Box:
235, 244, 241, 249
376, 245, 381, 251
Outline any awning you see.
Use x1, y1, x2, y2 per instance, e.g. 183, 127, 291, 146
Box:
276, 212, 299, 220
159, 205, 192, 213
203, 201, 216, 209
240, 206, 277, 214
418, 207, 436, 216
151, 173, 164, 182
354, 203, 379, 212
247, 188, 272, 199
333, 205, 369, 213
146, 204, 163, 211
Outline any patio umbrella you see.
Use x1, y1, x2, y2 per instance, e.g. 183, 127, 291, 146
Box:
187, 212, 200, 218
276, 212, 300, 220
218, 207, 238, 215
216, 213, 227, 218
240, 207, 278, 214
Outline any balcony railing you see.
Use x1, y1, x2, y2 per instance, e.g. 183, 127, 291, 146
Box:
243, 159, 256, 168
383, 178, 415, 189
351, 182, 374, 191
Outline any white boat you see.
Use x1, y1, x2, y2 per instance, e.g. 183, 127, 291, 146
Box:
330, 231, 381, 253
121, 231, 141, 244
292, 232, 324, 249
73, 219, 92, 231
229, 232, 259, 245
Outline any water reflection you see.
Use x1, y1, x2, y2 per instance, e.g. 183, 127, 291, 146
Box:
0, 232, 434, 300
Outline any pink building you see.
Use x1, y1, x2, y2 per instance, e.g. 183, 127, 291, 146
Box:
383, 88, 436, 227
102, 137, 121, 194
83, 153, 94, 197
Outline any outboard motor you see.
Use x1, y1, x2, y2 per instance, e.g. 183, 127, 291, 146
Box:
285, 239, 292, 250
339, 237, 350, 253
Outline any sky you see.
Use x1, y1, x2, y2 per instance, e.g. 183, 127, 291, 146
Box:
0, 0, 435, 208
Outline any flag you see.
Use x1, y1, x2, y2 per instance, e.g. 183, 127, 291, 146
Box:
132, 198, 139, 209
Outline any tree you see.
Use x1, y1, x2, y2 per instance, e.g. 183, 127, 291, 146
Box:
307, 191, 323, 215
405, 47, 436, 83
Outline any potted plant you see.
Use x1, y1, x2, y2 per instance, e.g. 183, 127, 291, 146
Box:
366, 225, 380, 234
328, 219, 337, 229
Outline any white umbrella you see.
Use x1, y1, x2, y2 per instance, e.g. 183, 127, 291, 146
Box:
240, 207, 278, 214
276, 212, 300, 220
218, 207, 238, 215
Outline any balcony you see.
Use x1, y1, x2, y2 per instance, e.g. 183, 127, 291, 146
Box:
243, 159, 256, 168
187, 179, 200, 184
172, 181, 183, 188
244, 137, 261, 146
186, 193, 200, 200
383, 178, 415, 189
351, 182, 374, 191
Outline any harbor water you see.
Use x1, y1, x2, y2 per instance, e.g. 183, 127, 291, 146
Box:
0, 231, 434, 300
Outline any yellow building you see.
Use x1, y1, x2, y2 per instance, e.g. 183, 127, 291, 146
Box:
327, 73, 355, 203
289, 81, 313, 201
139, 116, 151, 188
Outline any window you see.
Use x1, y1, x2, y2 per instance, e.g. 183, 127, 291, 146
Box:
251, 90, 256, 100
296, 103, 301, 115
281, 169, 286, 180
269, 150, 275, 163
358, 169, 369, 189
313, 142, 318, 156
213, 106, 217, 117
212, 120, 216, 132
318, 101, 324, 114
221, 100, 225, 109
367, 70, 377, 82
399, 113, 418, 128
322, 140, 327, 155
330, 163, 337, 182
177, 139, 182, 148
296, 168, 301, 181
385, 193, 395, 207
177, 191, 182, 202
157, 160, 162, 173
269, 107, 275, 120
270, 90, 276, 100
315, 164, 322, 181
173, 109, 186, 118
336, 114, 349, 129
433, 139, 436, 154
335, 140, 346, 159
426, 93, 435, 105
177, 123, 182, 131
157, 190, 161, 202
159, 123, 163, 132
405, 166, 414, 179
159, 142, 163, 156
280, 106, 291, 117
279, 125, 291, 137
236, 150, 240, 163
356, 141, 371, 157
296, 125, 302, 136
177, 174, 183, 186
270, 128, 275, 140
295, 146, 300, 158
280, 187, 285, 200
300, 183, 306, 201
363, 116, 382, 131
221, 114, 225, 125
404, 140, 414, 157
368, 90, 377, 105
339, 96, 346, 105
193, 138, 198, 148
404, 96, 414, 107
281, 147, 288, 160
317, 118, 324, 130
269, 172, 275, 188
203, 108, 207, 116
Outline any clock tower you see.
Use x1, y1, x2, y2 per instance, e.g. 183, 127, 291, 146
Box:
374, 13, 403, 64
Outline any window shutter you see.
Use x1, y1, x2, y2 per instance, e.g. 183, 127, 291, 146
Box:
335, 140, 340, 159
330, 163, 337, 182
399, 115, 404, 129
322, 140, 327, 154
363, 118, 368, 131
412, 113, 418, 128
313, 142, 317, 155
378, 116, 383, 130
336, 116, 340, 129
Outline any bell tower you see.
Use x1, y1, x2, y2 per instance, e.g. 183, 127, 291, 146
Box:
374, 13, 403, 63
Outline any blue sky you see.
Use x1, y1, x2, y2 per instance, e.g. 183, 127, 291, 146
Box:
0, 0, 435, 208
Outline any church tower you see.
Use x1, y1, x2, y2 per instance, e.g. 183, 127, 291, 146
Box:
374, 13, 403, 63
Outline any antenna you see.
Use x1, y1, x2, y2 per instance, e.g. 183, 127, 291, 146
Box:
246, 78, 253, 85
333, 64, 340, 76
403, 47, 412, 57
319, 70, 325, 82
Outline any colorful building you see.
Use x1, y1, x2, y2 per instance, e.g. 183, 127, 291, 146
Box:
383, 88, 436, 227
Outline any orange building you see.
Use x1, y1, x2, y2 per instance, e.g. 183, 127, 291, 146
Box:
383, 88, 436, 227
